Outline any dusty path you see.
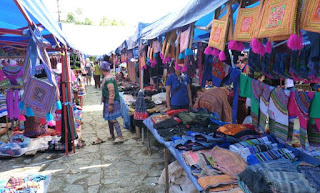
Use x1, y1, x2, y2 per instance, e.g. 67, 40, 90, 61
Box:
0, 85, 165, 193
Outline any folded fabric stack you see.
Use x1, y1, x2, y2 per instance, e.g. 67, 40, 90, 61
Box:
230, 136, 298, 165
238, 159, 319, 193
217, 124, 261, 141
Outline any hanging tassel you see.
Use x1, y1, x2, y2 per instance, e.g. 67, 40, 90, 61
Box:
46, 112, 53, 121
19, 101, 25, 111
18, 114, 26, 121
153, 53, 158, 57
211, 48, 220, 56
251, 38, 263, 54
219, 51, 226, 61
204, 46, 212, 55
265, 41, 273, 54
178, 52, 185, 59
150, 60, 157, 67
48, 120, 56, 127
228, 40, 237, 50
26, 107, 34, 117
185, 48, 193, 56
56, 101, 62, 110
40, 118, 47, 125
160, 53, 164, 60
143, 65, 147, 70
175, 63, 182, 71
287, 34, 304, 50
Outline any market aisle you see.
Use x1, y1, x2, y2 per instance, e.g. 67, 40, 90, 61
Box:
0, 85, 165, 193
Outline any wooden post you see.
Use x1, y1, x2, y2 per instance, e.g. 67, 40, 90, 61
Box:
164, 148, 169, 193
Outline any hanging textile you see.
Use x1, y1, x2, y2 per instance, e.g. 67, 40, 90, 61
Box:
6, 89, 20, 120
256, 0, 300, 41
300, 0, 320, 33
259, 85, 275, 132
0, 93, 7, 118
233, 4, 260, 42
268, 88, 291, 142
251, 79, 265, 130
288, 91, 315, 148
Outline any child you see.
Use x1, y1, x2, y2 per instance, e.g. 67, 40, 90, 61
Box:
93, 61, 124, 144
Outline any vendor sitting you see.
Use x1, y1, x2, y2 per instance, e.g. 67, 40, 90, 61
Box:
166, 63, 192, 110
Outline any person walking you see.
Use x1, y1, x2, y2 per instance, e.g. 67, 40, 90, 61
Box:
93, 62, 101, 89
85, 58, 93, 86
92, 61, 124, 144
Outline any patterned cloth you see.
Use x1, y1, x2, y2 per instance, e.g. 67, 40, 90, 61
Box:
134, 91, 148, 120
193, 87, 232, 123
259, 85, 274, 132
246, 148, 296, 165
249, 159, 298, 173
268, 88, 290, 142
210, 146, 247, 179
198, 175, 238, 192
251, 79, 265, 130
6, 90, 20, 120
238, 168, 273, 193
239, 143, 279, 161
0, 93, 7, 117
217, 124, 248, 136
298, 165, 320, 191
103, 100, 122, 121
229, 136, 273, 153
264, 171, 317, 193
288, 91, 315, 148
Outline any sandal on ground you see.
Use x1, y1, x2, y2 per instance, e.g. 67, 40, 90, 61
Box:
76, 141, 86, 149
113, 137, 125, 144
107, 135, 115, 140
92, 138, 105, 145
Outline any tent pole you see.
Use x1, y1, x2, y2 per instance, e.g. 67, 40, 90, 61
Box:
64, 47, 76, 153
13, 0, 34, 26
0, 28, 23, 36
52, 35, 61, 48
61, 48, 69, 156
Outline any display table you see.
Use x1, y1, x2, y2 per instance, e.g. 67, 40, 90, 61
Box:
143, 116, 204, 192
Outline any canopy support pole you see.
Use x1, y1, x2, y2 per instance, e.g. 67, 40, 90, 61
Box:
0, 40, 28, 46
0, 28, 23, 36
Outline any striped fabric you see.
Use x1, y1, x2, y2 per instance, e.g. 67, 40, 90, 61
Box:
246, 148, 296, 165
0, 93, 7, 117
229, 136, 273, 153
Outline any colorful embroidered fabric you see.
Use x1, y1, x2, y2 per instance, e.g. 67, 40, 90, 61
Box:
209, 11, 230, 51
257, 0, 300, 40
198, 175, 238, 192
2, 65, 23, 86
300, 0, 320, 33
234, 5, 260, 42
229, 136, 273, 153
217, 124, 248, 136
134, 91, 148, 120
251, 79, 265, 130
150, 114, 170, 124
259, 85, 275, 132
288, 91, 315, 148
210, 146, 247, 179
246, 148, 296, 165
212, 60, 230, 80
268, 88, 290, 142
0, 93, 7, 118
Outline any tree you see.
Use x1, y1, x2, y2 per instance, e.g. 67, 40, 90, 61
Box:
65, 12, 76, 23
84, 18, 93, 25
99, 16, 110, 26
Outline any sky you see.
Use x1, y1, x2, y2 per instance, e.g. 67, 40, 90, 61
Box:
42, 0, 190, 26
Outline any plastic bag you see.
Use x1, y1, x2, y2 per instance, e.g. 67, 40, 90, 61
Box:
0, 142, 22, 156
10, 134, 31, 148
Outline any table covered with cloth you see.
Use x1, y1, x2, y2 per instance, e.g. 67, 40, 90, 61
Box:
144, 116, 204, 191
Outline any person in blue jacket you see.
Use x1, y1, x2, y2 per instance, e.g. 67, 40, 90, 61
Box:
166, 63, 192, 110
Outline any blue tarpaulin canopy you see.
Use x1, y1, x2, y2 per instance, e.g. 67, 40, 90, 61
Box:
140, 0, 228, 40
0, 0, 67, 46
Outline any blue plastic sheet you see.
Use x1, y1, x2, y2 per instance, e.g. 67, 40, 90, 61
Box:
119, 92, 131, 131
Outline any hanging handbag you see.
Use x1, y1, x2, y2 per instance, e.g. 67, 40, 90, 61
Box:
300, 0, 320, 33
19, 27, 61, 121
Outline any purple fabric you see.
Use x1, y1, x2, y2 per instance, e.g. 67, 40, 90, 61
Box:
6, 90, 20, 120
6, 90, 13, 119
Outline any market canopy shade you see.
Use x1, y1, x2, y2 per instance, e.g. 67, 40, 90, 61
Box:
140, 0, 228, 40
0, 0, 67, 46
